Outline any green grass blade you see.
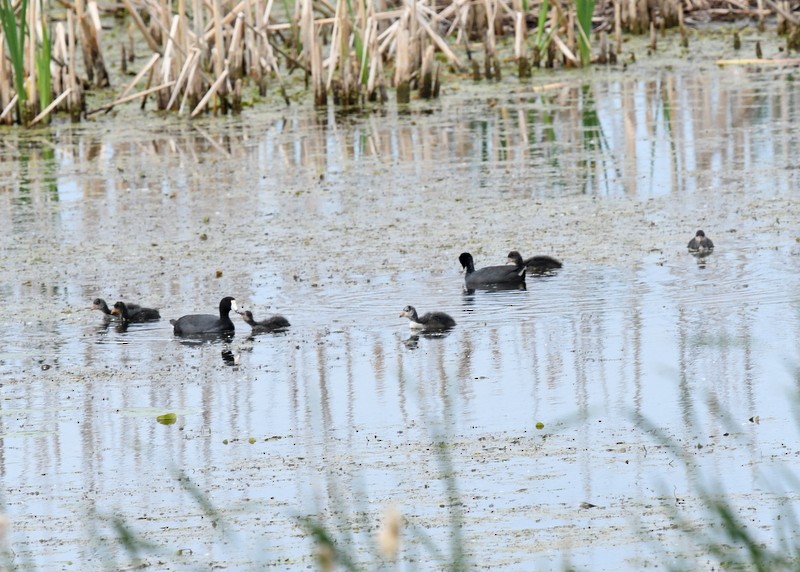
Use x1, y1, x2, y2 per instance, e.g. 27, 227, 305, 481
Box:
0, 0, 29, 110
35, 2, 51, 116
576, 0, 595, 66
535, 0, 549, 51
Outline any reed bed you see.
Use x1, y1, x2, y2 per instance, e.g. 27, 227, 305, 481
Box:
0, 0, 798, 125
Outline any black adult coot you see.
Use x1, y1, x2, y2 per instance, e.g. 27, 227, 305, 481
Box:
688, 230, 714, 253
92, 298, 141, 316
110, 301, 161, 323
399, 305, 456, 331
507, 250, 563, 272
238, 310, 290, 333
171, 296, 238, 336
459, 252, 526, 289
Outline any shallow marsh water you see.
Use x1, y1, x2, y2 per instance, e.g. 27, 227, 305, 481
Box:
2, 35, 800, 569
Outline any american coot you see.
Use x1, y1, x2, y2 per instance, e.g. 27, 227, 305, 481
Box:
92, 298, 141, 316
459, 252, 526, 289
399, 305, 456, 331
238, 310, 290, 333
688, 230, 714, 252
110, 301, 161, 323
507, 250, 562, 272
171, 296, 238, 336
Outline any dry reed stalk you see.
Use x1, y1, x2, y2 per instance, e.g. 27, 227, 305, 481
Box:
566, 8, 575, 66
86, 81, 176, 115
0, 40, 8, 125
0, 95, 18, 122
253, 24, 290, 104
167, 48, 200, 110
229, 13, 245, 80
483, 0, 498, 79
30, 88, 71, 125
771, 0, 798, 25
614, 0, 621, 53
178, 0, 188, 55
414, 4, 463, 71
395, 17, 410, 103
716, 57, 800, 65
179, 51, 202, 113
121, 0, 160, 52
232, 77, 242, 113
67, 9, 82, 119
366, 18, 387, 102
512, 0, 528, 78
324, 0, 343, 91
76, 0, 110, 86
191, 68, 228, 116
649, 20, 656, 49
26, 0, 38, 118
118, 52, 161, 101
299, 0, 325, 105
552, 31, 578, 64
158, 15, 181, 109
211, 0, 226, 89
54, 23, 68, 104
419, 44, 433, 97
678, 2, 687, 47
596, 30, 607, 63
192, 0, 204, 42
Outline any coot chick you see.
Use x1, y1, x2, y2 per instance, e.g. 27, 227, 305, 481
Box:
171, 296, 238, 336
459, 252, 526, 289
238, 310, 290, 333
92, 298, 141, 316
110, 301, 161, 323
688, 230, 714, 253
399, 305, 456, 331
507, 250, 563, 273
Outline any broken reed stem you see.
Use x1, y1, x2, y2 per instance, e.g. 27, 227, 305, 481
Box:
30, 88, 71, 125
86, 81, 175, 115
191, 69, 229, 117
4, 0, 800, 124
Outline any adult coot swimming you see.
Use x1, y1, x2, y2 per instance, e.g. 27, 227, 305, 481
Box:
110, 301, 161, 323
507, 250, 562, 272
688, 230, 714, 253
459, 252, 526, 289
171, 296, 238, 336
238, 310, 290, 333
92, 298, 141, 316
399, 305, 456, 331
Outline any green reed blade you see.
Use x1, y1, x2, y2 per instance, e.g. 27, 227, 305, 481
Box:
576, 0, 595, 66
0, 0, 29, 110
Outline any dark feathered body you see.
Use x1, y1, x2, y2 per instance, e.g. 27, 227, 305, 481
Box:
507, 250, 562, 272
93, 298, 141, 316
239, 310, 290, 333
171, 296, 238, 336
459, 252, 526, 289
110, 301, 161, 323
688, 230, 714, 252
399, 305, 456, 331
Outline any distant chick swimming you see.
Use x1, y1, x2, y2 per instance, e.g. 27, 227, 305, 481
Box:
399, 305, 456, 331
687, 230, 714, 253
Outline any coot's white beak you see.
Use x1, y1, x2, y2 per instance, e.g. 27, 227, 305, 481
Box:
231, 300, 239, 312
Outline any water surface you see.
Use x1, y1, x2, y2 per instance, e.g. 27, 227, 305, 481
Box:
1, 47, 800, 569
